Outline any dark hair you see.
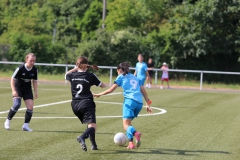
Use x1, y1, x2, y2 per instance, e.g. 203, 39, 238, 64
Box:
117, 62, 130, 75
76, 56, 98, 71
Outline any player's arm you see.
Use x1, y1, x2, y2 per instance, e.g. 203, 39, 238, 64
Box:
10, 78, 18, 97
65, 67, 78, 76
146, 70, 150, 80
134, 70, 137, 76
93, 84, 118, 97
65, 67, 78, 80
33, 80, 38, 99
99, 82, 107, 88
140, 86, 153, 114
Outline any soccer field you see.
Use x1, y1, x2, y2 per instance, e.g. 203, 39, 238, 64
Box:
0, 81, 240, 160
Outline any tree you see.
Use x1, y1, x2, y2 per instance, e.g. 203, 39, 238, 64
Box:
76, 0, 102, 41
170, 0, 240, 71
169, 0, 240, 82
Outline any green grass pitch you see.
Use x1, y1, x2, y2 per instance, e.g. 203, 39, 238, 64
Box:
0, 81, 240, 160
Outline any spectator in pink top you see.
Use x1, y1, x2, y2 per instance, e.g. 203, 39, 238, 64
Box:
160, 62, 170, 89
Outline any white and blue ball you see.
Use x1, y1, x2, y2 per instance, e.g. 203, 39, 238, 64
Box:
114, 132, 127, 146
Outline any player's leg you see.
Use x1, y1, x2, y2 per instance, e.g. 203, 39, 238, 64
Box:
146, 76, 149, 88
160, 78, 164, 89
88, 123, 98, 150
166, 79, 170, 88
149, 75, 152, 88
133, 102, 142, 148
71, 101, 88, 151
22, 99, 34, 131
4, 97, 22, 130
77, 123, 96, 151
21, 90, 34, 131
76, 106, 97, 151
122, 99, 142, 149
123, 119, 135, 149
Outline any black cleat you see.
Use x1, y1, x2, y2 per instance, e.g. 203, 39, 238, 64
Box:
91, 145, 98, 150
77, 136, 87, 151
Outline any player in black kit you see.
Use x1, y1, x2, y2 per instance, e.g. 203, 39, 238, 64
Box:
4, 53, 38, 132
65, 56, 106, 151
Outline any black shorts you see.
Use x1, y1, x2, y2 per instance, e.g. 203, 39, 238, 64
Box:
16, 88, 33, 100
148, 71, 154, 78
71, 99, 96, 124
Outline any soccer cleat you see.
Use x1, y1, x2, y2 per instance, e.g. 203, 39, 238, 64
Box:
77, 136, 87, 151
134, 131, 142, 148
4, 119, 10, 130
127, 142, 135, 149
91, 145, 98, 150
22, 125, 33, 132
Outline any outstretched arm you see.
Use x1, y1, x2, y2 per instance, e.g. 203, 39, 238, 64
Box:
140, 86, 153, 114
93, 84, 118, 97
99, 82, 107, 88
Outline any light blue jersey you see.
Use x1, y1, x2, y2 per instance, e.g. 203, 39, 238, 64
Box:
135, 62, 148, 85
114, 73, 143, 104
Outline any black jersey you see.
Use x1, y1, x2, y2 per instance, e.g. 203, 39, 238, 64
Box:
147, 62, 154, 68
65, 71, 101, 101
12, 63, 38, 90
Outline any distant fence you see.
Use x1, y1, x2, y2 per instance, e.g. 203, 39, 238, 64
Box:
1, 61, 240, 90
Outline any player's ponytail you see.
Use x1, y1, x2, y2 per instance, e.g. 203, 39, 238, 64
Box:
89, 64, 99, 71
76, 56, 99, 71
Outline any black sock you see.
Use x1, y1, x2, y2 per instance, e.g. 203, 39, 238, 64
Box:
90, 133, 97, 146
128, 138, 133, 142
25, 109, 33, 123
7, 109, 16, 120
81, 127, 95, 139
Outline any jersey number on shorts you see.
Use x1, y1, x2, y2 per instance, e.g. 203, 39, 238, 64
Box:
130, 79, 138, 90
75, 84, 83, 98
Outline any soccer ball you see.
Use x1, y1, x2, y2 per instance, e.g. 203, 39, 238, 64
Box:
114, 132, 127, 146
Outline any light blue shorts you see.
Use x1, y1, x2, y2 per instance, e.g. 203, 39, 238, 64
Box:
122, 98, 143, 119
140, 78, 146, 86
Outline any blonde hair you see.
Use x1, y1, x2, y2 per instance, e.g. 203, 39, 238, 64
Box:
25, 53, 36, 61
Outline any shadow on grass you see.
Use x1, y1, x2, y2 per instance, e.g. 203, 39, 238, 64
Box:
93, 148, 230, 156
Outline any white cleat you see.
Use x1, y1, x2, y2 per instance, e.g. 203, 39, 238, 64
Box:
4, 119, 10, 130
22, 126, 33, 132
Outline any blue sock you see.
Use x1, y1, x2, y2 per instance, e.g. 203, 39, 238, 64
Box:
126, 126, 136, 140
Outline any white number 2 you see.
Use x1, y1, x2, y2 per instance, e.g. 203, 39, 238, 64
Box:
75, 84, 83, 98
130, 79, 138, 90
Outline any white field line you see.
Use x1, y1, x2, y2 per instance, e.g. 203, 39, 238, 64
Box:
0, 91, 167, 118
0, 92, 122, 115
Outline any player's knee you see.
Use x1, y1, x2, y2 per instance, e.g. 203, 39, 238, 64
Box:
26, 109, 33, 115
88, 123, 97, 131
11, 98, 21, 112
